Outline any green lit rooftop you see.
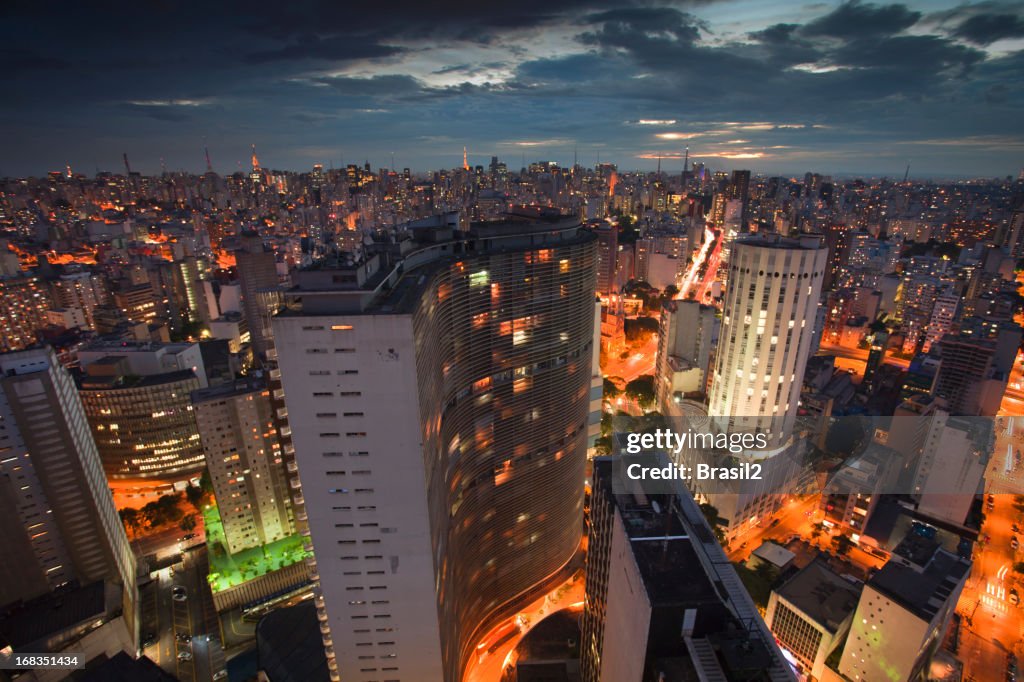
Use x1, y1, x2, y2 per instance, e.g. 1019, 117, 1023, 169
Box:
203, 504, 309, 593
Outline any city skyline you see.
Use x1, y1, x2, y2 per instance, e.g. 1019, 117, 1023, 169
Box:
3, 0, 1024, 177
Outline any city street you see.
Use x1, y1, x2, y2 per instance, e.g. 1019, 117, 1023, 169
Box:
957, 415, 1024, 682
816, 341, 911, 378
602, 334, 657, 386
463, 571, 585, 682
726, 495, 820, 562
139, 544, 227, 682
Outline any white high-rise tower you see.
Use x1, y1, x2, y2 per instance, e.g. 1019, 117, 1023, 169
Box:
710, 235, 828, 450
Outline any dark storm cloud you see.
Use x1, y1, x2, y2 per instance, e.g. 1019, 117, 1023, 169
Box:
952, 13, 1024, 45
799, 0, 921, 38
245, 36, 406, 64
0, 0, 1021, 176
0, 48, 71, 71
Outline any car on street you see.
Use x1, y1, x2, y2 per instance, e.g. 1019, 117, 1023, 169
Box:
1010, 589, 1020, 606
173, 592, 188, 602
213, 671, 228, 680
176, 632, 191, 643
177, 651, 193, 662
1012, 536, 1019, 550
141, 632, 157, 648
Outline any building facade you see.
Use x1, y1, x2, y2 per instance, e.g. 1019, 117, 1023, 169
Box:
709, 235, 828, 450
193, 378, 293, 554
0, 348, 137, 636
273, 211, 596, 682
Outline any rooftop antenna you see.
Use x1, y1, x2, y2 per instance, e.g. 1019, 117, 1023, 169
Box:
205, 147, 213, 173
463, 146, 469, 171
903, 162, 910, 183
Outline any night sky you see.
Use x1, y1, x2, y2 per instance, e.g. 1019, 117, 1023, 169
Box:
3, 0, 1023, 178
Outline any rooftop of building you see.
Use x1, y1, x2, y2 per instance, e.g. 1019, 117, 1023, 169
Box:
203, 505, 310, 594
76, 367, 198, 391
255, 600, 330, 682
78, 339, 197, 354
72, 651, 178, 682
278, 209, 594, 317
191, 376, 266, 404
870, 545, 969, 621
735, 233, 826, 250
774, 558, 861, 633
0, 581, 107, 650
751, 542, 796, 569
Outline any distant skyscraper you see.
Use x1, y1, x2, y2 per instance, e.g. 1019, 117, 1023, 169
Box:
273, 211, 597, 682
192, 378, 293, 554
0, 348, 137, 635
730, 169, 751, 232
709, 235, 828, 450
594, 222, 618, 295
235, 231, 280, 359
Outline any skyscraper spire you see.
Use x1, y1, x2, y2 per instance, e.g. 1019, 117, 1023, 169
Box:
463, 146, 469, 171
251, 144, 261, 172
205, 146, 214, 173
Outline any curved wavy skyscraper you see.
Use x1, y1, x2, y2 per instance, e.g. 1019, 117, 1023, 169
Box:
273, 210, 597, 682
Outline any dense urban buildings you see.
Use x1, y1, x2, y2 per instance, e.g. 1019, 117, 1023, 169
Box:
0, 136, 1023, 682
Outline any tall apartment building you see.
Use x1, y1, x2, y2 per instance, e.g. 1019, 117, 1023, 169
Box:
581, 457, 792, 682
920, 287, 960, 354
0, 348, 137, 634
934, 329, 1020, 416
910, 413, 989, 525
0, 275, 53, 353
655, 299, 719, 405
192, 378, 293, 554
594, 221, 617, 295
50, 269, 110, 330
273, 210, 597, 682
236, 231, 280, 358
709, 234, 828, 450
838, 537, 969, 682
